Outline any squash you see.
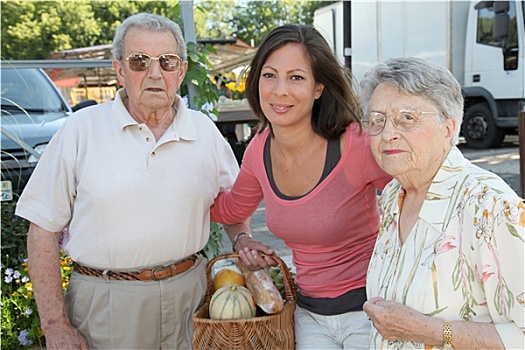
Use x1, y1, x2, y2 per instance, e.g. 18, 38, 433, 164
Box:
213, 268, 245, 292
209, 284, 256, 320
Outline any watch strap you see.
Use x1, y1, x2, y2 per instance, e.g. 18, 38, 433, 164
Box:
232, 232, 253, 250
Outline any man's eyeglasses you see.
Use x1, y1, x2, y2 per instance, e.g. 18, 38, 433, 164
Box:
363, 109, 440, 136
125, 53, 182, 72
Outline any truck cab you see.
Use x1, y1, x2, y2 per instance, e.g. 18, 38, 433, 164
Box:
314, 0, 525, 149
463, 1, 524, 148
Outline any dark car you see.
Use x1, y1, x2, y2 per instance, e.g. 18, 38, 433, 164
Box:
1, 67, 95, 199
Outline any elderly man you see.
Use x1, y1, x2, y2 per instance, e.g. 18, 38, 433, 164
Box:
16, 13, 249, 349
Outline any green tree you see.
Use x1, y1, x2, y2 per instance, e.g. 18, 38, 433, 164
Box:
1, 0, 101, 59
1, 0, 183, 60
230, 0, 336, 46
194, 0, 237, 39
1, 0, 335, 60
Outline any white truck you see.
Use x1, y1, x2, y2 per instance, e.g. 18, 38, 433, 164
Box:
314, 0, 524, 149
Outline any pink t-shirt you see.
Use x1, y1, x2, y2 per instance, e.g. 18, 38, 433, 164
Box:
211, 124, 391, 298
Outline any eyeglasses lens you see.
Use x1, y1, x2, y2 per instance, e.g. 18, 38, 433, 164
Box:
127, 54, 181, 72
365, 110, 421, 135
365, 114, 386, 136
158, 55, 180, 72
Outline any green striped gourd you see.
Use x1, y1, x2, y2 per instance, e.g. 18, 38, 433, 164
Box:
209, 284, 256, 320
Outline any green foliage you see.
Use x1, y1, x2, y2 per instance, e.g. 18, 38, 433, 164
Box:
182, 42, 220, 118
0, 201, 38, 349
1, 199, 29, 269
0, 0, 180, 60
1, 200, 74, 349
194, 0, 237, 39
1, 248, 72, 349
1, 0, 333, 60
1, 261, 43, 349
231, 0, 332, 46
202, 222, 225, 260
1, 0, 101, 59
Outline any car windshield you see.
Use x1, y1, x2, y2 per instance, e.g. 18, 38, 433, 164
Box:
1, 68, 66, 118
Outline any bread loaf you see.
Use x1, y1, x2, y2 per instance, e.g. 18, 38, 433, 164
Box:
236, 259, 284, 314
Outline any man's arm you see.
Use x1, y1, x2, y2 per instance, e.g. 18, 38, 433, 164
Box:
27, 223, 88, 349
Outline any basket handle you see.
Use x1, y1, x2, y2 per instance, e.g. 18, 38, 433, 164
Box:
204, 252, 297, 304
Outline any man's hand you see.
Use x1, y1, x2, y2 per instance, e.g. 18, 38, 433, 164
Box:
44, 327, 89, 350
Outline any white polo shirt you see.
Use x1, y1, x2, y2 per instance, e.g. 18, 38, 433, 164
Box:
16, 89, 239, 269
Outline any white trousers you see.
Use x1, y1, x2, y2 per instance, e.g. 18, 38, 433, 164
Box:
294, 305, 371, 349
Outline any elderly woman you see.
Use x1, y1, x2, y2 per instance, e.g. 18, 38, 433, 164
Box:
359, 57, 525, 349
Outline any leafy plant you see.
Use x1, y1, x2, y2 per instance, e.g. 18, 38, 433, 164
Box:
181, 40, 227, 256
202, 222, 224, 260
1, 200, 73, 349
182, 41, 220, 119
1, 198, 29, 269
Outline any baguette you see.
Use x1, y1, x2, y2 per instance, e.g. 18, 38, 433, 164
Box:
236, 259, 284, 314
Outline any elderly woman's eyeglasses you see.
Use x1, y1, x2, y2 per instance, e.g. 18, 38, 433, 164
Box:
125, 53, 182, 72
363, 109, 440, 136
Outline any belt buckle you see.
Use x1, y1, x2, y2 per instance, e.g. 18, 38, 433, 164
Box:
151, 265, 171, 281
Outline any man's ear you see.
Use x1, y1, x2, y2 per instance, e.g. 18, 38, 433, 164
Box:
178, 60, 189, 81
112, 59, 125, 86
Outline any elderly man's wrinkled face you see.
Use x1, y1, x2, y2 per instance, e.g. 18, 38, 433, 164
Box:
367, 83, 455, 184
113, 27, 188, 114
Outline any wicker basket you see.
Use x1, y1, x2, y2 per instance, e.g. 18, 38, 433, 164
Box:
192, 252, 297, 350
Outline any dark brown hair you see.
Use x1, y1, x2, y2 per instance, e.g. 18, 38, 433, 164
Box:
245, 24, 362, 140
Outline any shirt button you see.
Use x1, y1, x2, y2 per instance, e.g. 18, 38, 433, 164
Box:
146, 137, 150, 142
151, 152, 156, 157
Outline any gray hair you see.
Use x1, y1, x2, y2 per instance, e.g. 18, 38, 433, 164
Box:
112, 12, 187, 61
358, 57, 464, 145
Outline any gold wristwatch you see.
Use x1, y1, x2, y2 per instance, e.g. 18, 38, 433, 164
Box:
443, 321, 453, 349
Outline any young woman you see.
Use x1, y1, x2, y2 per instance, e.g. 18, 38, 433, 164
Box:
211, 24, 391, 349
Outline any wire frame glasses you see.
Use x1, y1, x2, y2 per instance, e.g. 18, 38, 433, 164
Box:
125, 53, 182, 72
363, 109, 439, 136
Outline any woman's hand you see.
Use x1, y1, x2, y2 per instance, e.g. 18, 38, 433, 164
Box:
364, 297, 507, 349
363, 297, 442, 346
235, 237, 277, 270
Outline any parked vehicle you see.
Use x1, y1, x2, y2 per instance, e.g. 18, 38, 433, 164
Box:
1, 67, 96, 199
314, 0, 525, 149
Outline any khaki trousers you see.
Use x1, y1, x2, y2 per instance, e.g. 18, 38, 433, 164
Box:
65, 255, 207, 349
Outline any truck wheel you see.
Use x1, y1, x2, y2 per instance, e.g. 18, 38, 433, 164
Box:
462, 103, 505, 149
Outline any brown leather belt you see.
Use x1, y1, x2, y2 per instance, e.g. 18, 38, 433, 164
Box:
73, 254, 198, 282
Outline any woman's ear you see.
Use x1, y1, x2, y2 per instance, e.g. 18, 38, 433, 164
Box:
315, 83, 324, 99
445, 118, 457, 139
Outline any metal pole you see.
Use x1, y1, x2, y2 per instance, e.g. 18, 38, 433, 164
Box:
518, 111, 525, 198
179, 0, 197, 109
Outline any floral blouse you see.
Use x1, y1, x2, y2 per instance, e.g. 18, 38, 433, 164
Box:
367, 146, 525, 349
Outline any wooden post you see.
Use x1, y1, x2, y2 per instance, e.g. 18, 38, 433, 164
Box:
519, 111, 525, 198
